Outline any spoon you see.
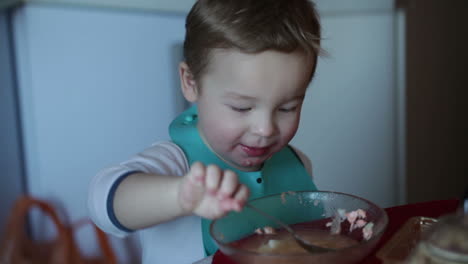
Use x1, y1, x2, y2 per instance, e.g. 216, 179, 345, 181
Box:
244, 203, 334, 254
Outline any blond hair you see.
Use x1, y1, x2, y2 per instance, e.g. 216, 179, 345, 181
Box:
183, 0, 323, 83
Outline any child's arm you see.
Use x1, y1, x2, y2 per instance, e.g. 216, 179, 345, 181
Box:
112, 162, 249, 230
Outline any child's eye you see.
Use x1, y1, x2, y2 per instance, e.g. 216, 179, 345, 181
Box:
279, 106, 297, 113
231, 106, 251, 112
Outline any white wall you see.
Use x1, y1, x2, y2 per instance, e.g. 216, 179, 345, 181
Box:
12, 4, 187, 262
292, 11, 398, 208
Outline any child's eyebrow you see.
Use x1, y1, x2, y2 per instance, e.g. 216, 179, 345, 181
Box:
288, 94, 306, 101
225, 92, 256, 101
225, 93, 306, 102
282, 94, 306, 104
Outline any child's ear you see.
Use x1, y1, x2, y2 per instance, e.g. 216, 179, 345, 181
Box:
179, 62, 198, 102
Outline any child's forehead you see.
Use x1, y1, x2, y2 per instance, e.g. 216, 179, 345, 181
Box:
199, 49, 312, 97
208, 48, 304, 59
205, 48, 308, 73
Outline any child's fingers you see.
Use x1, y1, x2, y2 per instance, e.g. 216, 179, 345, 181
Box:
205, 165, 222, 194
179, 162, 206, 213
219, 184, 250, 212
232, 185, 249, 211
218, 170, 238, 199
186, 164, 250, 217
233, 184, 249, 201
188, 162, 205, 186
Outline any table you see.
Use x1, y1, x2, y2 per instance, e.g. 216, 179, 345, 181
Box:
209, 199, 460, 264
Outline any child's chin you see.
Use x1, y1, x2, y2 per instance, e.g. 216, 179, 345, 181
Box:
237, 158, 265, 170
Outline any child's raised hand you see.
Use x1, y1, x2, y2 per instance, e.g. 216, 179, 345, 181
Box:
178, 162, 249, 219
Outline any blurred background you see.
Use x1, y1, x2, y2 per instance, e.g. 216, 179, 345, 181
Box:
1, 0, 466, 262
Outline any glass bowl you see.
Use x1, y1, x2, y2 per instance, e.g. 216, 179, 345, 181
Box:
405, 212, 468, 263
210, 191, 388, 264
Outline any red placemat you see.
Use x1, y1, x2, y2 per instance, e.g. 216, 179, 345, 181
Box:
212, 199, 460, 264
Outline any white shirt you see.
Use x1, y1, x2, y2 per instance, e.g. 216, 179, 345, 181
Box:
88, 141, 312, 264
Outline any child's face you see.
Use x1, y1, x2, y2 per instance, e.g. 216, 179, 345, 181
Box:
181, 49, 314, 171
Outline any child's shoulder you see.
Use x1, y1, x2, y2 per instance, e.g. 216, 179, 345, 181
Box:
149, 140, 185, 155
145, 140, 188, 161
128, 140, 190, 175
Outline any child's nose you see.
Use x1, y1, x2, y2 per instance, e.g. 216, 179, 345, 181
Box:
252, 115, 276, 137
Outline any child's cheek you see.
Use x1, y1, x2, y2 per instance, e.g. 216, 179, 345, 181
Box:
280, 118, 300, 142
201, 118, 239, 148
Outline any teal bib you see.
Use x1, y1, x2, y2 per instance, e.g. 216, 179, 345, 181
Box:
169, 105, 318, 256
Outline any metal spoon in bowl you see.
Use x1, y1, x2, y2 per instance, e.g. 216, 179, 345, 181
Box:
245, 203, 334, 254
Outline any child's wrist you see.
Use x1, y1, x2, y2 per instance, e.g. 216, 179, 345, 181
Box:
176, 177, 196, 216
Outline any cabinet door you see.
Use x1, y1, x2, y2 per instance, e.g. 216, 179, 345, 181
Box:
405, 0, 467, 203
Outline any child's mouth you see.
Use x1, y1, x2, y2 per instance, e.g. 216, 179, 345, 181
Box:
240, 145, 270, 157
